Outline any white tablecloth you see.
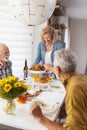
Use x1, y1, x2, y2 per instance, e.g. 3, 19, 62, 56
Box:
0, 80, 65, 130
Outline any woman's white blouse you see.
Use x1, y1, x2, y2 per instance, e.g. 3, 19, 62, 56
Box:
45, 51, 52, 64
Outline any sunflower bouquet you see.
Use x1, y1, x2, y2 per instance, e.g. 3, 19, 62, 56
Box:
0, 76, 28, 101
0, 76, 28, 114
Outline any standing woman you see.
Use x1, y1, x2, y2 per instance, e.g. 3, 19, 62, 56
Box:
33, 26, 63, 67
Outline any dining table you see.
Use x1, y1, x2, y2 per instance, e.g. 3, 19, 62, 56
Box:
0, 77, 66, 130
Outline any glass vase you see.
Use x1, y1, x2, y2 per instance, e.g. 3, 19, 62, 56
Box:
3, 100, 16, 114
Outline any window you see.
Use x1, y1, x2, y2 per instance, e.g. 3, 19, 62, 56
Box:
0, 4, 33, 79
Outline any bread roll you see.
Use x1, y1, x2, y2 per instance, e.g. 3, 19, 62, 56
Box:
30, 64, 45, 71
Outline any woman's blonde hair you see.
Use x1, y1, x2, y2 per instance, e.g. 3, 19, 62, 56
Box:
41, 26, 58, 43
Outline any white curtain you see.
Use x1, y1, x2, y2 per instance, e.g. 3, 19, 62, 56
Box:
0, 4, 33, 79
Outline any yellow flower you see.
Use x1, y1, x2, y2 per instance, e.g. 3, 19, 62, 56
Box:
14, 81, 23, 87
4, 84, 12, 93
0, 78, 8, 85
8, 76, 17, 82
0, 80, 4, 85
0, 76, 28, 100
22, 84, 28, 89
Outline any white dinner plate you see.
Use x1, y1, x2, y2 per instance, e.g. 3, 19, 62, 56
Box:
29, 70, 46, 74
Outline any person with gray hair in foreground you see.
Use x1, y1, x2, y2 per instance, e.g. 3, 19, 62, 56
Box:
30, 49, 87, 130
0, 43, 12, 79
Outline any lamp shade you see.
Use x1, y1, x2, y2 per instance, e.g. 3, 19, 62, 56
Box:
8, 0, 56, 26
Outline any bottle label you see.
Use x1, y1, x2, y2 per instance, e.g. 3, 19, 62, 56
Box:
24, 70, 28, 80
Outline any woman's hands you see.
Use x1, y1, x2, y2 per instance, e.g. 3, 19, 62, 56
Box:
44, 64, 52, 71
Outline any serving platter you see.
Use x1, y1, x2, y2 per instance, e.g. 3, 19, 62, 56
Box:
29, 70, 46, 74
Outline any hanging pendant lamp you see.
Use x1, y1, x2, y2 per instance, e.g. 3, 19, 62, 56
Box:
8, 0, 56, 26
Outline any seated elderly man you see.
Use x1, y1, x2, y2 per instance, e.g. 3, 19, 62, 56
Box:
0, 43, 12, 79
30, 49, 87, 130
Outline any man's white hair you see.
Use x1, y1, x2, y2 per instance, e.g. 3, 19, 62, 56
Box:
0, 43, 8, 51
54, 49, 78, 73
0, 43, 9, 61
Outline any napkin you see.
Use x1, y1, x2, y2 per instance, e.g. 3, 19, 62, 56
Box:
40, 103, 59, 121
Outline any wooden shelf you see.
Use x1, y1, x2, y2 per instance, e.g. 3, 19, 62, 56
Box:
48, 23, 66, 30
53, 5, 66, 16
48, 4, 66, 44
59, 24, 66, 29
